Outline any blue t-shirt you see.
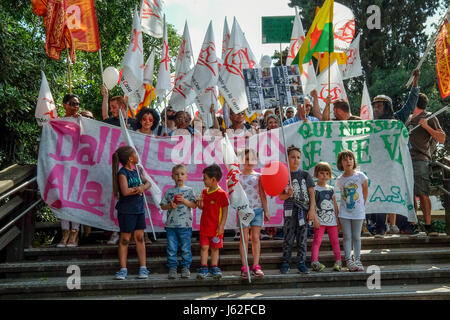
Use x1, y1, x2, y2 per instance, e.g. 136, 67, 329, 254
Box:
161, 186, 197, 228
115, 167, 144, 215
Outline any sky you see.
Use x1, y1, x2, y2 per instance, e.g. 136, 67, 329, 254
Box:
163, 0, 446, 64
163, 0, 296, 62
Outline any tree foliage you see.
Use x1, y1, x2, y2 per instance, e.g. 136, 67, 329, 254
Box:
0, 0, 181, 169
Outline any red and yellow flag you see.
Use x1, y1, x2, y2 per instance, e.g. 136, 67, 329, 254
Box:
32, 0, 100, 62
293, 0, 334, 73
436, 13, 450, 99
66, 0, 101, 53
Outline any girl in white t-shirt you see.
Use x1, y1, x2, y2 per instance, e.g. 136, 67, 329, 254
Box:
335, 150, 369, 272
238, 149, 270, 279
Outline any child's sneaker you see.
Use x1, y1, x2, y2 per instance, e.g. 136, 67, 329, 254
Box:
181, 267, 190, 279
333, 260, 342, 272
138, 266, 149, 279
354, 259, 364, 272
197, 266, 209, 280
298, 261, 310, 274
311, 261, 325, 272
252, 264, 264, 277
107, 232, 120, 245
280, 262, 290, 274
241, 266, 248, 279
346, 259, 358, 272
168, 268, 177, 279
209, 266, 223, 279
115, 268, 127, 280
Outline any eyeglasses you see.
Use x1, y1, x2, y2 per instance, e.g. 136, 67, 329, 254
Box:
287, 111, 294, 113
68, 101, 80, 107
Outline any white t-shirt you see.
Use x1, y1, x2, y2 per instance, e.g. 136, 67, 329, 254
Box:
335, 171, 368, 220
241, 172, 263, 209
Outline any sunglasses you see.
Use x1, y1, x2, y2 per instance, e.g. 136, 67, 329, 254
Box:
287, 110, 294, 113
68, 101, 80, 107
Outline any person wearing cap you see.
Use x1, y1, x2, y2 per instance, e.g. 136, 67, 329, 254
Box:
370, 69, 421, 237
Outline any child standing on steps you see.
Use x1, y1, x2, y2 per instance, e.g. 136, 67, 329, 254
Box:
112, 146, 151, 280
311, 162, 342, 272
160, 164, 197, 279
335, 150, 369, 272
196, 164, 229, 280
238, 149, 270, 279
278, 145, 317, 274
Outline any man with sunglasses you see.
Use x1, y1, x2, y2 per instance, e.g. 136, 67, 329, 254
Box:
227, 109, 252, 137
101, 84, 138, 130
285, 107, 295, 120
282, 90, 321, 126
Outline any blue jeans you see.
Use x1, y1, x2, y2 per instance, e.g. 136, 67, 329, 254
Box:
166, 227, 192, 269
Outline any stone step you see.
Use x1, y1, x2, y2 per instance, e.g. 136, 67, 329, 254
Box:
1, 263, 450, 299
56, 282, 450, 300
3, 247, 450, 278
24, 235, 450, 261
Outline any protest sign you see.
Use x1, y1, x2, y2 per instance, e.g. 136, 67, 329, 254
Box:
243, 66, 304, 111
37, 118, 417, 232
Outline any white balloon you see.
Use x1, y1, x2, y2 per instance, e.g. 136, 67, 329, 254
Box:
103, 67, 119, 90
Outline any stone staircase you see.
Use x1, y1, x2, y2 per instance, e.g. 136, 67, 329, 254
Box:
1, 234, 450, 300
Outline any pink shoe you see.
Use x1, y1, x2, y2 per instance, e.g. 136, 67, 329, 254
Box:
252, 264, 264, 277
241, 266, 249, 279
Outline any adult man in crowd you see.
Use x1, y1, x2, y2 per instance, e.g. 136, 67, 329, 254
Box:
406, 93, 446, 236
283, 90, 321, 126
371, 69, 420, 237
101, 84, 138, 130
285, 107, 295, 120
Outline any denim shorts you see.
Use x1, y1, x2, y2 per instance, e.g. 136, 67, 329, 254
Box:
118, 213, 146, 233
249, 208, 264, 227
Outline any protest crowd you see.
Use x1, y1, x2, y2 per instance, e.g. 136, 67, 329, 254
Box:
30, 0, 449, 282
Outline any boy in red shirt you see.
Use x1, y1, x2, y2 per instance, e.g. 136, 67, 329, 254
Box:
196, 164, 229, 279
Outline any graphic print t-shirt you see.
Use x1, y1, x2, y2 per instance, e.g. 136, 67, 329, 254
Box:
160, 186, 196, 228
314, 185, 337, 226
335, 172, 368, 220
283, 170, 314, 214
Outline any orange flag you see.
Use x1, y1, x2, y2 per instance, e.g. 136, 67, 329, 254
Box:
66, 0, 101, 53
436, 13, 450, 99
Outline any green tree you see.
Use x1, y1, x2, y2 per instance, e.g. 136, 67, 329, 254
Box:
0, 0, 182, 169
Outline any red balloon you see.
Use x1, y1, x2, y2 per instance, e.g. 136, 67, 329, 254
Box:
261, 161, 289, 196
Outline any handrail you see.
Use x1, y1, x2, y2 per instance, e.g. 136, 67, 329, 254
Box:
0, 176, 37, 202
433, 161, 450, 173
0, 198, 42, 235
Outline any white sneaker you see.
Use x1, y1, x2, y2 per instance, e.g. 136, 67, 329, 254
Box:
233, 231, 240, 241
107, 232, 119, 245
389, 224, 400, 234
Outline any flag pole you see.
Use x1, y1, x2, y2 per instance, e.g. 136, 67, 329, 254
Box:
240, 220, 252, 283
99, 48, 104, 84
65, 41, 72, 94
408, 105, 449, 134
405, 6, 449, 87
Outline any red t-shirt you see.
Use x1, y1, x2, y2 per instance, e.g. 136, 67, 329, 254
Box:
199, 187, 229, 236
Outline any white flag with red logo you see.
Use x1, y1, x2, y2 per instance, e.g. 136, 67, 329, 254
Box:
360, 81, 373, 120
315, 61, 348, 112
35, 71, 57, 126
333, 2, 355, 52
340, 33, 362, 80
192, 21, 219, 95
218, 17, 257, 114
127, 51, 155, 110
169, 22, 196, 111
286, 12, 317, 95
195, 86, 219, 129
120, 9, 144, 97
220, 17, 231, 68
140, 0, 163, 38
155, 15, 172, 99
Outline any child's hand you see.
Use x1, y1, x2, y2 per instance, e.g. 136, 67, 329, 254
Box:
169, 201, 177, 209
177, 195, 186, 205
136, 185, 145, 195
313, 218, 320, 230
264, 212, 270, 222
216, 225, 225, 236
307, 209, 315, 222
196, 194, 203, 208
286, 187, 294, 197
